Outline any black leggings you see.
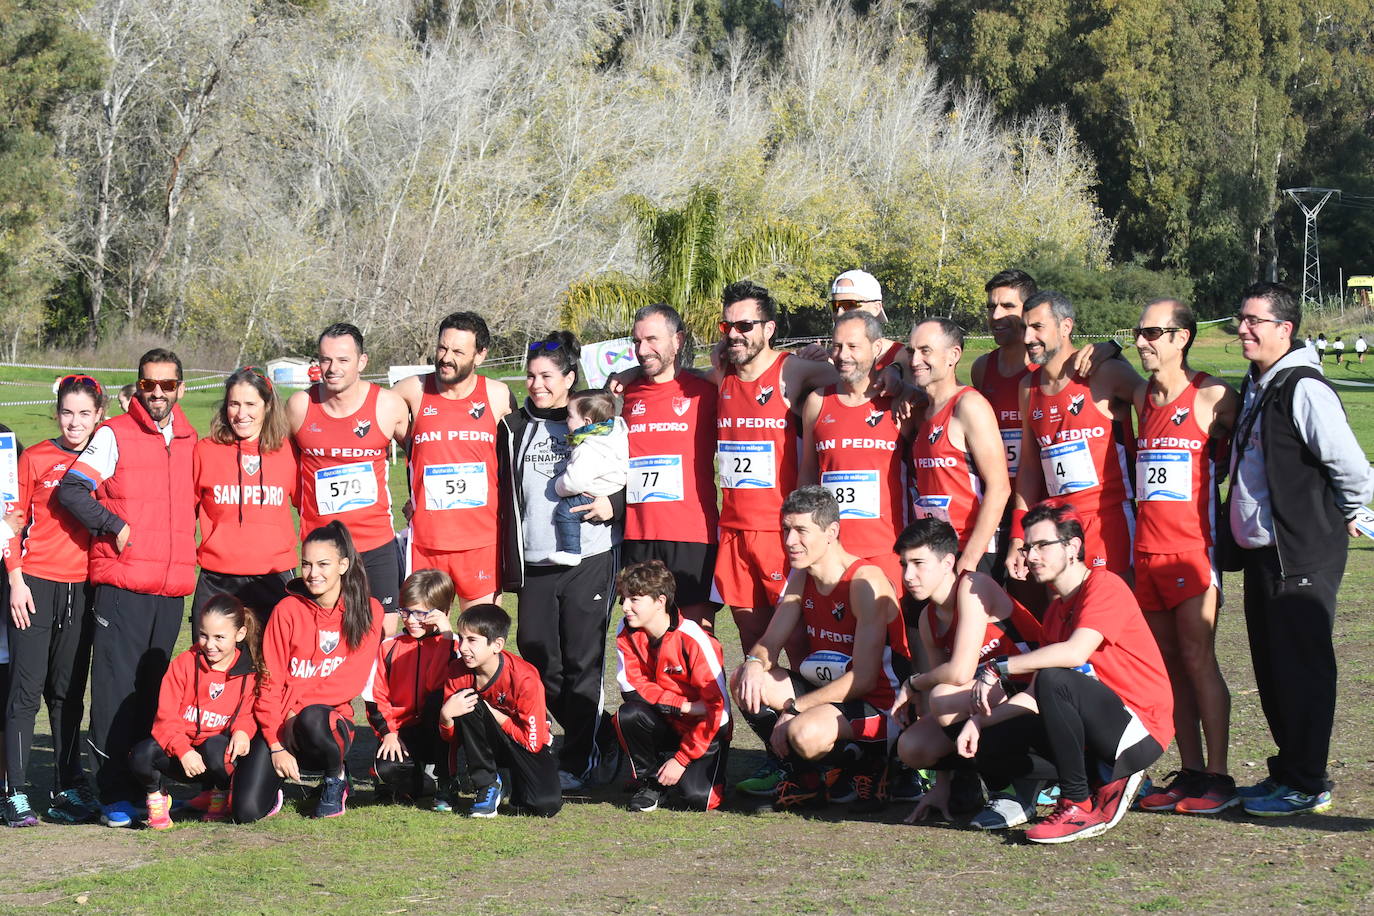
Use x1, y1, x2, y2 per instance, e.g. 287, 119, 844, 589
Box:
4, 575, 94, 793
230, 705, 356, 823
373, 710, 451, 800
129, 734, 233, 793
972, 667, 1164, 801
613, 698, 729, 810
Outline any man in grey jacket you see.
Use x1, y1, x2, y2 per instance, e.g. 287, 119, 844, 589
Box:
1226, 282, 1374, 817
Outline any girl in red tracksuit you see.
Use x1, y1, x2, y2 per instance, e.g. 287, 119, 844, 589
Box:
130, 595, 264, 829
233, 521, 383, 822
191, 366, 299, 638
364, 568, 457, 809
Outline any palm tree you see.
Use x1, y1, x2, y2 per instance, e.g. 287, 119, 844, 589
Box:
561, 185, 809, 342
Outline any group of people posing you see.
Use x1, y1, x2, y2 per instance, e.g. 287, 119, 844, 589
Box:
0, 268, 1368, 845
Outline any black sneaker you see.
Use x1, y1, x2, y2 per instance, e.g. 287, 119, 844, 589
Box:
3, 791, 39, 828
48, 784, 102, 824
774, 768, 828, 812
850, 757, 889, 815
949, 769, 985, 816
628, 782, 663, 813
888, 764, 928, 802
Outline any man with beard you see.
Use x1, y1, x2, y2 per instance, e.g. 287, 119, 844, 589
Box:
618, 304, 722, 629
59, 349, 198, 825
291, 324, 411, 631
1007, 292, 1144, 579
396, 312, 514, 610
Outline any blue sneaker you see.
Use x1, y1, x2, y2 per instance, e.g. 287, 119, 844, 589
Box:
1037, 784, 1061, 806
315, 776, 349, 818
101, 800, 140, 828
1242, 787, 1332, 817
1237, 776, 1285, 801
469, 775, 503, 818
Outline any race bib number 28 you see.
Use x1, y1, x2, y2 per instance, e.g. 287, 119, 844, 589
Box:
1136, 450, 1191, 502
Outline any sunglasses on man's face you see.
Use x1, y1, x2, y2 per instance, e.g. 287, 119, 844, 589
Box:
137, 378, 179, 393
1133, 326, 1183, 342
719, 319, 767, 335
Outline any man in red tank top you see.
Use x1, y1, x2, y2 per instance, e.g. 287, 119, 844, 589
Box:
1008, 292, 1145, 580
395, 312, 513, 611
789, 269, 907, 385
712, 281, 837, 654
618, 304, 721, 629
909, 318, 1011, 574
289, 324, 410, 630
800, 310, 908, 589
730, 486, 902, 811
1129, 298, 1240, 815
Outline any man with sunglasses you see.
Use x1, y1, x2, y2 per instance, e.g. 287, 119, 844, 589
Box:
1223, 282, 1373, 816
59, 349, 198, 826
1127, 299, 1240, 816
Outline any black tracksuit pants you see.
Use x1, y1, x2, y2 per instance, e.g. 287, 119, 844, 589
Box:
129, 734, 233, 793
5, 575, 94, 793
455, 700, 562, 816
613, 698, 729, 810
373, 697, 450, 799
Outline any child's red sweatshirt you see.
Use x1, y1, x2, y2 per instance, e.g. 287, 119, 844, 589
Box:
256, 585, 383, 744
440, 650, 551, 753
152, 645, 259, 759
363, 632, 454, 735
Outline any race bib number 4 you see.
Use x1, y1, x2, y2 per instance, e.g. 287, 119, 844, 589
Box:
314, 462, 379, 515
628, 455, 684, 504
422, 462, 488, 511
1001, 429, 1022, 478
912, 494, 952, 523
821, 470, 881, 519
717, 441, 776, 489
1040, 439, 1099, 496
1136, 450, 1191, 501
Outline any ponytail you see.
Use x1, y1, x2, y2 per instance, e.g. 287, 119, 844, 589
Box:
303, 521, 373, 651
200, 594, 268, 693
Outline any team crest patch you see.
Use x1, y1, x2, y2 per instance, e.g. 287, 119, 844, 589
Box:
241, 454, 261, 476
209, 682, 225, 700
927, 424, 944, 445
469, 402, 487, 419
756, 386, 775, 406
319, 630, 340, 654
496, 692, 508, 707
672, 396, 690, 416
831, 602, 845, 621
1171, 406, 1190, 426
865, 410, 884, 427
353, 419, 372, 438
1068, 393, 1086, 416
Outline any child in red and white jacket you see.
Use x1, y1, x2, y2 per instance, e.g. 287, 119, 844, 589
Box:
363, 569, 457, 809
130, 596, 264, 828
613, 561, 731, 812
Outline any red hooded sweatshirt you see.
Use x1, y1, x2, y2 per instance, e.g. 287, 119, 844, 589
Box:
363, 632, 455, 735
256, 583, 383, 744
193, 436, 299, 575
152, 645, 259, 759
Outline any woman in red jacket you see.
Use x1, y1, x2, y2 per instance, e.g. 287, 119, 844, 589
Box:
191, 367, 298, 638
4, 375, 105, 827
130, 595, 264, 829
233, 521, 383, 822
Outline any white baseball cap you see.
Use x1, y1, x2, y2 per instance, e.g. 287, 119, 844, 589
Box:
830, 269, 887, 322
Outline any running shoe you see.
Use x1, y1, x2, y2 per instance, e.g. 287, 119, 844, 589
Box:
1174, 773, 1239, 815
828, 769, 858, 804
1137, 768, 1207, 813
948, 769, 985, 815
628, 782, 663, 813
315, 776, 349, 818
172, 789, 214, 813
433, 780, 456, 813
202, 789, 230, 822
2, 791, 39, 828
1025, 798, 1105, 844
101, 800, 140, 828
469, 775, 503, 818
1036, 784, 1061, 807
1236, 776, 1285, 801
850, 757, 888, 815
145, 792, 174, 831
1091, 770, 1144, 835
888, 765, 927, 802
773, 769, 828, 812
1242, 787, 1332, 817
558, 770, 585, 792
971, 792, 1036, 830
736, 760, 785, 797
47, 785, 102, 824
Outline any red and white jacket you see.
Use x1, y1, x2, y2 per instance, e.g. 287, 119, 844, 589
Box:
152, 646, 259, 759
439, 650, 551, 753
615, 613, 731, 765
363, 632, 455, 735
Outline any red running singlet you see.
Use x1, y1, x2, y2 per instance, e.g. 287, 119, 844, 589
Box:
811, 387, 904, 558
923, 574, 1042, 661
1026, 373, 1133, 513
1134, 372, 1219, 553
717, 353, 798, 532
799, 560, 900, 710
295, 383, 395, 551
977, 356, 1035, 480
408, 374, 500, 552
621, 371, 719, 544
911, 387, 993, 552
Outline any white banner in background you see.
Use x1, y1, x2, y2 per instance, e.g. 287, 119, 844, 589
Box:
580, 338, 637, 389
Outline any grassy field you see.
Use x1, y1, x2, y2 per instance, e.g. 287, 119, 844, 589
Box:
0, 329, 1371, 914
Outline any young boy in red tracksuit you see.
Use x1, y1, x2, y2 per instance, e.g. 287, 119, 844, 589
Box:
612, 561, 731, 812
440, 604, 561, 818
364, 569, 457, 809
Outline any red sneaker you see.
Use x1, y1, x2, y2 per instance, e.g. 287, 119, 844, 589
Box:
1175, 773, 1240, 815
1137, 769, 1206, 813
202, 789, 230, 823
1025, 798, 1105, 844
1092, 771, 1144, 834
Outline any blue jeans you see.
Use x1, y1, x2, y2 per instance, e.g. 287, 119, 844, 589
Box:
552, 494, 594, 556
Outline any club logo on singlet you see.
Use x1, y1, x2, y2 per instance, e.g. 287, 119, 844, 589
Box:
422, 405, 439, 416
865, 409, 884, 428
831, 602, 846, 621
928, 424, 944, 445
1069, 393, 1086, 416
319, 630, 340, 654
496, 691, 508, 706
672, 396, 690, 416
1033, 408, 1044, 420
756, 386, 775, 405
209, 682, 225, 700
353, 419, 372, 438
469, 402, 487, 419
241, 454, 261, 476
631, 400, 647, 416
1171, 406, 1190, 426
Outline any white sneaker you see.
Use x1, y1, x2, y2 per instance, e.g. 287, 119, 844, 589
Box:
970, 793, 1035, 830
558, 770, 585, 792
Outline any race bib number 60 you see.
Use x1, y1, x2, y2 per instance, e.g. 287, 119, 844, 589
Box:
314, 462, 379, 515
